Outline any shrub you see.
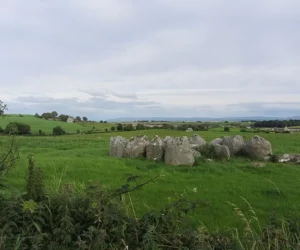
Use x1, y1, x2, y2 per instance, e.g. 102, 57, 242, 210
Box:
52, 126, 66, 136
5, 122, 31, 135
116, 123, 123, 131
0, 126, 3, 133
111, 126, 116, 132
123, 124, 134, 131
224, 127, 230, 132
240, 128, 247, 132
136, 123, 147, 130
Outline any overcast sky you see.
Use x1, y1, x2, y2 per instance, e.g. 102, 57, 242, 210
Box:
1, 0, 300, 120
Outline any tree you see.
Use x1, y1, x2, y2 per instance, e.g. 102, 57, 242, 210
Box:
123, 124, 134, 131
136, 123, 146, 130
51, 111, 58, 118
41, 112, 53, 120
75, 116, 82, 122
224, 127, 230, 132
116, 123, 123, 131
58, 114, 69, 122
83, 117, 88, 122
111, 126, 116, 132
52, 126, 66, 135
34, 113, 40, 118
0, 100, 7, 115
5, 122, 31, 135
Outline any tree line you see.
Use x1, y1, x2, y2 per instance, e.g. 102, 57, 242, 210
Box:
253, 120, 300, 128
35, 111, 88, 122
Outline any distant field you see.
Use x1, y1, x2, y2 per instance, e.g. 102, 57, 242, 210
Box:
0, 114, 115, 134
2, 129, 300, 234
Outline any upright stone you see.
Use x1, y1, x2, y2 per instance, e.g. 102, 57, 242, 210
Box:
146, 135, 165, 161
164, 136, 195, 166
222, 135, 244, 155
244, 135, 273, 160
213, 144, 230, 160
109, 136, 128, 158
124, 135, 149, 158
210, 138, 223, 145
189, 134, 206, 151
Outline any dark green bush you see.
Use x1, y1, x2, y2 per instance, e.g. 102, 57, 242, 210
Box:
224, 127, 230, 132
5, 122, 31, 135
52, 126, 66, 136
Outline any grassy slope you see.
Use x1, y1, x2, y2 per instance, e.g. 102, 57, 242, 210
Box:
0, 115, 115, 134
2, 129, 300, 233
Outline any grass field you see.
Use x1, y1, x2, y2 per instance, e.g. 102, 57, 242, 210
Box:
2, 127, 300, 234
0, 114, 115, 134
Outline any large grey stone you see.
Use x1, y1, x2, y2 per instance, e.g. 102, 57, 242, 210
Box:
109, 136, 128, 158
124, 135, 149, 158
278, 154, 300, 164
244, 135, 273, 160
222, 135, 245, 156
210, 138, 223, 145
192, 149, 201, 160
164, 136, 195, 166
146, 135, 165, 161
213, 144, 230, 160
189, 134, 206, 151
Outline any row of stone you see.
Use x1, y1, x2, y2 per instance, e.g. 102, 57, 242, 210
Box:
109, 134, 273, 166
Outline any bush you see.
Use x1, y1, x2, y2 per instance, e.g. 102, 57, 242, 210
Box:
52, 126, 66, 136
5, 122, 31, 135
0, 126, 3, 133
240, 128, 247, 132
224, 127, 230, 132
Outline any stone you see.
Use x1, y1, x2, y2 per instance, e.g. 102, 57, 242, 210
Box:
146, 135, 165, 161
164, 136, 195, 166
278, 154, 300, 164
213, 144, 230, 160
252, 162, 266, 167
244, 135, 273, 160
109, 136, 128, 158
192, 149, 201, 160
222, 135, 245, 156
189, 134, 206, 151
124, 135, 149, 158
210, 138, 223, 145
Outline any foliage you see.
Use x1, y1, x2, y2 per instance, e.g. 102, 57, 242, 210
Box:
51, 111, 58, 118
116, 123, 123, 131
5, 122, 31, 135
253, 119, 300, 128
111, 126, 115, 132
52, 126, 66, 136
25, 155, 45, 201
75, 116, 81, 122
123, 124, 134, 131
177, 123, 208, 131
58, 114, 69, 122
136, 123, 147, 130
0, 100, 7, 115
82, 117, 88, 122
224, 126, 230, 132
0, 136, 19, 189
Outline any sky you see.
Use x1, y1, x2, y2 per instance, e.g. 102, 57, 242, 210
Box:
1, 0, 300, 120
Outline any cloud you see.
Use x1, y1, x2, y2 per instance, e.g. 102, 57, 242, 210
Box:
1, 0, 300, 119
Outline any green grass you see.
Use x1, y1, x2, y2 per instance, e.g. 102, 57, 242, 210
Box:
2, 129, 300, 233
0, 114, 116, 134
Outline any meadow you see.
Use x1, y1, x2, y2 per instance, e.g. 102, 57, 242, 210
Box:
2, 122, 300, 236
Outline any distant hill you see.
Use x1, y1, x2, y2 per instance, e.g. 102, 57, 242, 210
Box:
0, 114, 113, 134
107, 116, 297, 122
